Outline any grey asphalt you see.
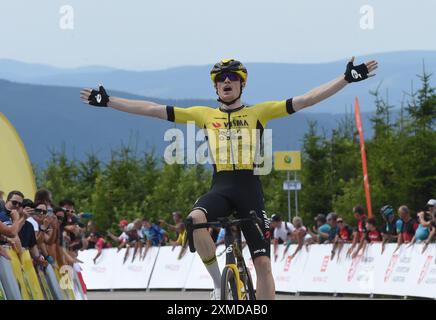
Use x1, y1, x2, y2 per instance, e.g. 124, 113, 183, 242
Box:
87, 290, 378, 300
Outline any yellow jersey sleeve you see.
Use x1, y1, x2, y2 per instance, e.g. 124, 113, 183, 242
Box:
250, 98, 295, 126
166, 105, 209, 127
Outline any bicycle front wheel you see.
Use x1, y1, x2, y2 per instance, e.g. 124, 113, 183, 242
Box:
220, 266, 238, 300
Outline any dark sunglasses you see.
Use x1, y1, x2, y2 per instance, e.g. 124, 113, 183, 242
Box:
11, 200, 23, 207
337, 220, 344, 223
34, 208, 48, 215
216, 72, 240, 83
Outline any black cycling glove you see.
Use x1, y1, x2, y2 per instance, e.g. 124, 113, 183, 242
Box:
88, 85, 110, 107
344, 61, 369, 83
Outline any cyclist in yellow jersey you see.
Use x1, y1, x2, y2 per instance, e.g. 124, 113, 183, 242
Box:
80, 57, 378, 299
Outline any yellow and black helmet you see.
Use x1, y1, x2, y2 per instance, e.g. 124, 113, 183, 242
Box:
210, 59, 248, 84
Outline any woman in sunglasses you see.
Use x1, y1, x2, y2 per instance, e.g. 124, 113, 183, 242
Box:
81, 57, 377, 300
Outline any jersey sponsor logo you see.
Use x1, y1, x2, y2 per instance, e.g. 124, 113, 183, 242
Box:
253, 248, 266, 255
212, 122, 222, 128
224, 119, 249, 128
226, 245, 233, 253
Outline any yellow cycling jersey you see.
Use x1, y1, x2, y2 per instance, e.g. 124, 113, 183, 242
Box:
166, 99, 296, 172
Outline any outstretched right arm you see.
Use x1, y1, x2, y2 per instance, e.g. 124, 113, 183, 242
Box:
80, 86, 168, 120
108, 97, 167, 120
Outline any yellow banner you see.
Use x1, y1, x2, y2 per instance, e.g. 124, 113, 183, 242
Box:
0, 113, 36, 199
274, 151, 301, 171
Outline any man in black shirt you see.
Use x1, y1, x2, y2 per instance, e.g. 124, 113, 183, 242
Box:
19, 199, 46, 266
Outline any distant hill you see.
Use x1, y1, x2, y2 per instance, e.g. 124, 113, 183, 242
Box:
0, 80, 386, 167
1, 51, 436, 113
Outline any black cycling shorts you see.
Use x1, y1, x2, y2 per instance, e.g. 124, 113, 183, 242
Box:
192, 170, 271, 260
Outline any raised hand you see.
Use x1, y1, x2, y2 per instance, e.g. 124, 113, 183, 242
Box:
344, 56, 378, 83
80, 84, 110, 107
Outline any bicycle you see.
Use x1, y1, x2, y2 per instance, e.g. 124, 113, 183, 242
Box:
184, 211, 264, 300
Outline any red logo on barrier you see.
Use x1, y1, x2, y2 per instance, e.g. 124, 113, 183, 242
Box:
384, 254, 399, 283
418, 256, 433, 284
347, 255, 361, 282
320, 256, 330, 272
284, 255, 293, 272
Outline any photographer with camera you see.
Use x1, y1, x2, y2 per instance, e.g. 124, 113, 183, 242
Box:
421, 199, 436, 253
17, 199, 47, 267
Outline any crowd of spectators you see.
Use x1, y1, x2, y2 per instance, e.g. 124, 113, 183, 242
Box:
1, 187, 435, 267
269, 200, 436, 261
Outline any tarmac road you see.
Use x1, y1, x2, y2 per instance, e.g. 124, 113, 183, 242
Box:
87, 290, 378, 300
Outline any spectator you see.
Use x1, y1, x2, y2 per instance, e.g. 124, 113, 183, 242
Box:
395, 205, 419, 251
34, 189, 54, 215
32, 202, 59, 261
18, 199, 46, 266
409, 211, 431, 245
215, 227, 226, 246
347, 205, 367, 258
107, 219, 130, 250
54, 207, 67, 247
286, 216, 308, 258
351, 218, 382, 259
331, 216, 353, 259
307, 214, 330, 244
170, 223, 186, 250
160, 211, 184, 237
380, 205, 399, 253
423, 206, 436, 252
326, 213, 339, 243
91, 232, 106, 264
0, 190, 5, 212
271, 214, 296, 261
335, 217, 353, 242
141, 219, 166, 247
121, 220, 143, 263
365, 218, 382, 243
425, 199, 436, 213
0, 191, 28, 257
59, 199, 86, 255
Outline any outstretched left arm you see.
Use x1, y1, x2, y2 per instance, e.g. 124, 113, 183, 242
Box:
292, 57, 378, 112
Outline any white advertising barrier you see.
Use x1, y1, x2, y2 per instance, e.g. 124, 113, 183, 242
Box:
111, 247, 159, 289
373, 243, 436, 298
373, 243, 415, 297
78, 248, 117, 290
273, 244, 309, 293
334, 243, 380, 295
148, 246, 195, 289
78, 244, 436, 298
185, 245, 226, 290
408, 244, 436, 299
297, 244, 340, 293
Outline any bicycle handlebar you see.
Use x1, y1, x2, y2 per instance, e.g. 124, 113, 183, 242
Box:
184, 211, 265, 253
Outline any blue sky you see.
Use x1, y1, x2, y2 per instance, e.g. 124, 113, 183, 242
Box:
0, 0, 434, 70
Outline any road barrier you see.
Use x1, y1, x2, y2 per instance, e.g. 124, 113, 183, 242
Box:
0, 247, 86, 300
77, 243, 436, 299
